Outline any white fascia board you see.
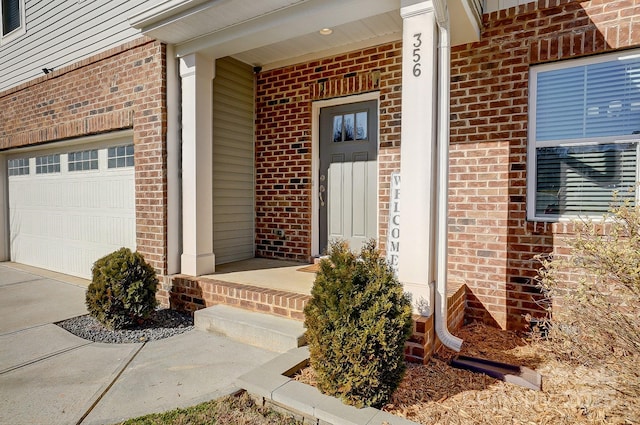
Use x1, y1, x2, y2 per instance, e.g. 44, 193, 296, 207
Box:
130, 0, 312, 45
129, 0, 210, 31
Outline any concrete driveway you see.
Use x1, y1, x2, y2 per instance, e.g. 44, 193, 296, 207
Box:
0, 263, 278, 425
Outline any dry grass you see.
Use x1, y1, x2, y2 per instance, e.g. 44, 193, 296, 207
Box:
117, 391, 302, 425
296, 322, 640, 424
534, 200, 640, 402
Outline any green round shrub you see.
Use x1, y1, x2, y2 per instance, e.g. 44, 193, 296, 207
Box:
86, 247, 159, 330
304, 240, 413, 408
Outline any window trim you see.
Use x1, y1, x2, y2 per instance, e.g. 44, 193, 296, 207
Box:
8, 157, 29, 176
68, 149, 99, 172
107, 144, 135, 169
0, 0, 26, 45
527, 49, 640, 222
35, 154, 61, 175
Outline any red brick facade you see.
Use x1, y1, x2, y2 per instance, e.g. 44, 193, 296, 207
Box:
0, 37, 168, 275
2, 0, 637, 338
449, 0, 640, 329
253, 0, 640, 332
254, 42, 403, 261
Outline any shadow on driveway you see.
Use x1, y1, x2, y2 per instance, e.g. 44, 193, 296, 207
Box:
0, 262, 278, 425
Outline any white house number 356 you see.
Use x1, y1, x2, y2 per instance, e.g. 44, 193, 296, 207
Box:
412, 33, 422, 77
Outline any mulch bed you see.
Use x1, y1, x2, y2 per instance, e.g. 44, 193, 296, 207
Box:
295, 322, 639, 424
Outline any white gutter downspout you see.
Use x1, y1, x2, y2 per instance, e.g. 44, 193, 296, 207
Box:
432, 0, 463, 351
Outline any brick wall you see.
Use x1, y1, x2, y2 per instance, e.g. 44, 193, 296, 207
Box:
254, 42, 403, 261
169, 275, 309, 320
0, 37, 168, 275
449, 0, 640, 329
406, 283, 467, 363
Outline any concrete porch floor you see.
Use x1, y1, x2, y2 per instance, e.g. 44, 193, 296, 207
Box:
5, 258, 317, 296
201, 258, 316, 295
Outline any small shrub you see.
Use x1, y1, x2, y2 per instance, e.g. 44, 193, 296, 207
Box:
86, 247, 159, 330
303, 240, 413, 408
536, 197, 640, 397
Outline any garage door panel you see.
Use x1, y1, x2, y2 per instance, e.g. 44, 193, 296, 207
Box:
49, 214, 64, 239
8, 142, 136, 279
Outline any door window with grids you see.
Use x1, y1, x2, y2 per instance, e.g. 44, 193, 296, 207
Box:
528, 50, 640, 220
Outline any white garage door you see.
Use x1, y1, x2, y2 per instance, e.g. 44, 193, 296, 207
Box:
7, 139, 136, 279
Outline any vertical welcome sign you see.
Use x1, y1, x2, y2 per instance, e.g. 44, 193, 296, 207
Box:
387, 172, 400, 274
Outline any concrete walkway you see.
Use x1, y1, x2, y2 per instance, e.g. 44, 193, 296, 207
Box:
0, 263, 278, 425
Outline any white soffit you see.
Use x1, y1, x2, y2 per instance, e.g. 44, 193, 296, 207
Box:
131, 0, 481, 69
234, 12, 403, 70
131, 0, 402, 66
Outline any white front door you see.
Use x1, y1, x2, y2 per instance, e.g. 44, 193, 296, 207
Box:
319, 100, 378, 253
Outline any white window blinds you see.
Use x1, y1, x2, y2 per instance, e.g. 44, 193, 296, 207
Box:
535, 143, 637, 216
1, 0, 20, 36
530, 51, 640, 220
536, 56, 640, 141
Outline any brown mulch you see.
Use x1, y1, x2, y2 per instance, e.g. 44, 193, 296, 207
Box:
296, 322, 639, 424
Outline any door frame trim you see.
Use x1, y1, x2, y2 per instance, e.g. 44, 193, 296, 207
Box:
310, 91, 380, 258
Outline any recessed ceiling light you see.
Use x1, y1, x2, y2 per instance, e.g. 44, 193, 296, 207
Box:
319, 28, 333, 36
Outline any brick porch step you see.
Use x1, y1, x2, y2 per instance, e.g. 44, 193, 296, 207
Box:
166, 275, 310, 320
194, 304, 307, 353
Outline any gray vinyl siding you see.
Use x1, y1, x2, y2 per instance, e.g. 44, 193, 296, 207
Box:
0, 0, 162, 92
483, 0, 536, 13
212, 57, 255, 265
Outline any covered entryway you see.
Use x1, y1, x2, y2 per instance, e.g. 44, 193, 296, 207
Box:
319, 100, 378, 253
6, 135, 136, 279
127, 0, 483, 364
129, 0, 482, 279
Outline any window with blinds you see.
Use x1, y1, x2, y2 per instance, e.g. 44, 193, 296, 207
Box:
1, 0, 23, 38
529, 50, 640, 220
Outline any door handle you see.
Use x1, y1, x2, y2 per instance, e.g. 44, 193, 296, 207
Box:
319, 184, 325, 207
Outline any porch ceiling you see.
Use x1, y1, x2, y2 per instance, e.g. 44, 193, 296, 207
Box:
130, 0, 480, 70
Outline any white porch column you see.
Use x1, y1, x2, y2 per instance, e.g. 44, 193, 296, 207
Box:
399, 0, 438, 315
179, 53, 215, 276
